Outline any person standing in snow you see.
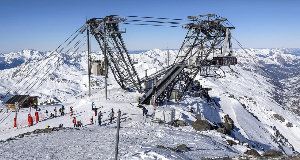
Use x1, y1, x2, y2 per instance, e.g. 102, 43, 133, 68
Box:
98, 111, 103, 126
142, 107, 146, 116
90, 116, 93, 125
73, 117, 77, 127
45, 110, 48, 117
54, 107, 57, 117
109, 110, 114, 123
145, 108, 148, 118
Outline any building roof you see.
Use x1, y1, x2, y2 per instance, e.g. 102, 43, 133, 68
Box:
5, 95, 29, 105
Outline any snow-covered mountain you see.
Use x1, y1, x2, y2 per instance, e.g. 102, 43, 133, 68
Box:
0, 48, 300, 159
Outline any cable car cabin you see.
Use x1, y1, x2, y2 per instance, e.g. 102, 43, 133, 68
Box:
211, 57, 237, 66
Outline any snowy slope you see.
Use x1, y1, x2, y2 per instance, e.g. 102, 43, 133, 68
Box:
0, 48, 300, 159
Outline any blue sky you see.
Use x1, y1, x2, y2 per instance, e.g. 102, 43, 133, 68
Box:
0, 0, 299, 53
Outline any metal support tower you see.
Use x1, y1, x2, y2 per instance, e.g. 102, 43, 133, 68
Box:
86, 16, 142, 92
139, 14, 235, 104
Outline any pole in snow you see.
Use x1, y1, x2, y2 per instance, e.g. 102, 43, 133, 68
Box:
87, 16, 91, 97
114, 109, 121, 160
104, 22, 108, 100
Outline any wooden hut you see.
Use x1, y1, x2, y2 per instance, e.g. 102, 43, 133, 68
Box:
5, 95, 39, 110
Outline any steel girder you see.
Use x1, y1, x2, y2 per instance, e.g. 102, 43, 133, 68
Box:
173, 16, 235, 102
87, 16, 142, 92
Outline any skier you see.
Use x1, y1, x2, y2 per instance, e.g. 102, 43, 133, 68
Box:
142, 107, 146, 116
59, 108, 62, 116
62, 105, 65, 111
98, 111, 103, 126
73, 117, 77, 127
90, 116, 93, 125
109, 110, 114, 123
94, 108, 97, 116
45, 110, 48, 117
54, 107, 57, 117
77, 121, 82, 127
34, 102, 37, 110
145, 108, 148, 118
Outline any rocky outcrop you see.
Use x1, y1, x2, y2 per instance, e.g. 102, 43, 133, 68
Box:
244, 149, 261, 156
167, 120, 189, 127
218, 114, 234, 135
191, 120, 212, 131
156, 145, 178, 152
226, 140, 237, 146
202, 154, 300, 160
195, 114, 201, 120
286, 122, 293, 127
217, 128, 226, 134
157, 144, 190, 152
1, 127, 74, 143
273, 114, 285, 122
263, 150, 283, 157
176, 144, 190, 152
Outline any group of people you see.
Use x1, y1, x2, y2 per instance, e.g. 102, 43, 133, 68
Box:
45, 105, 66, 118
88, 108, 114, 126
42, 104, 136, 128
73, 117, 83, 127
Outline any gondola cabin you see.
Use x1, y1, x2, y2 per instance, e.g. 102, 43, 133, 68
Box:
211, 57, 237, 66
4, 95, 39, 110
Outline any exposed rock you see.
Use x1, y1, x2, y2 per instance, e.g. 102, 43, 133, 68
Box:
1, 127, 74, 143
223, 122, 233, 135
244, 149, 261, 156
273, 114, 285, 122
226, 140, 237, 146
176, 120, 189, 127
217, 128, 226, 134
167, 120, 189, 127
263, 150, 283, 157
286, 122, 293, 127
156, 145, 179, 152
220, 115, 234, 135
176, 144, 190, 151
191, 120, 212, 131
17, 134, 24, 138
202, 153, 300, 160
195, 114, 201, 120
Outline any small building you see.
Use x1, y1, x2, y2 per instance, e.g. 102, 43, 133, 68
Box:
92, 60, 106, 76
170, 90, 179, 101
153, 107, 175, 123
5, 95, 39, 110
